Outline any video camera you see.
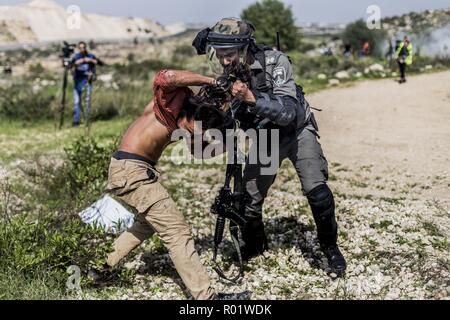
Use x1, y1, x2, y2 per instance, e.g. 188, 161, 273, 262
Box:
198, 63, 261, 129
60, 41, 76, 68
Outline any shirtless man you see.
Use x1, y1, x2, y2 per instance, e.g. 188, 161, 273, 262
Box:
103, 69, 228, 300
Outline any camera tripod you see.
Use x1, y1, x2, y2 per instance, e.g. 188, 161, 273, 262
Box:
58, 42, 76, 129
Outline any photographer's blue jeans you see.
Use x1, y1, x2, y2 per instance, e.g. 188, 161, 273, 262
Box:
73, 78, 93, 125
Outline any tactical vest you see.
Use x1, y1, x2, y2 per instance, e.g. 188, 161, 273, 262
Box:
248, 44, 312, 132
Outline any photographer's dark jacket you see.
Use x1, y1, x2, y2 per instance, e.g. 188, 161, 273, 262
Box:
247, 48, 313, 134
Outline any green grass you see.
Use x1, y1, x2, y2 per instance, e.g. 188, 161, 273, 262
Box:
421, 221, 443, 238
347, 178, 368, 188
431, 238, 450, 251
0, 267, 66, 300
300, 78, 329, 94
380, 197, 405, 205
370, 220, 393, 230
395, 235, 409, 245
0, 118, 132, 164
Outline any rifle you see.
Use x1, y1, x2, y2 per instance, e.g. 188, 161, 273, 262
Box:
276, 31, 281, 51
210, 120, 247, 283
197, 66, 253, 283
59, 41, 76, 129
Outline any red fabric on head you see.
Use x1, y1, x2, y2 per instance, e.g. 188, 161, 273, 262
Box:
153, 70, 193, 133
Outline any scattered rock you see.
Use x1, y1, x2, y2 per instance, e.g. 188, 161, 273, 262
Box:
328, 79, 340, 86
335, 71, 350, 79
98, 73, 114, 82
368, 64, 385, 72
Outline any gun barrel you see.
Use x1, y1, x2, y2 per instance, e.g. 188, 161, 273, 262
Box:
214, 216, 226, 246
276, 32, 281, 51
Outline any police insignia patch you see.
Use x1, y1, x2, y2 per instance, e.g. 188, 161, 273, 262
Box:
266, 57, 276, 64
273, 67, 287, 86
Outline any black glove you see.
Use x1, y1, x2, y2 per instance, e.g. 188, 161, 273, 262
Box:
201, 74, 236, 99
214, 74, 235, 94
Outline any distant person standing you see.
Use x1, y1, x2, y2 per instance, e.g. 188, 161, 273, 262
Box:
396, 36, 413, 84
71, 41, 98, 126
3, 58, 12, 75
323, 47, 333, 56
358, 41, 370, 58
385, 38, 394, 60
343, 43, 352, 58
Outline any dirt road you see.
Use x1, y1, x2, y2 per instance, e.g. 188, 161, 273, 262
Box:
309, 71, 450, 206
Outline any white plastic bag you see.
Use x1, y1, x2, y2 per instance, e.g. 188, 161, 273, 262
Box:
79, 195, 134, 234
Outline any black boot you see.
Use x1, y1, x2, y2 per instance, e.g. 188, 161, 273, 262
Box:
322, 244, 347, 276
307, 184, 346, 275
235, 218, 268, 261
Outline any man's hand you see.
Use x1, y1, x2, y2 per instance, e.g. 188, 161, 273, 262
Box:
75, 57, 96, 65
231, 80, 255, 104
84, 57, 97, 64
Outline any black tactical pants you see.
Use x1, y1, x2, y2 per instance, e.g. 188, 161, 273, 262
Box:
242, 125, 338, 248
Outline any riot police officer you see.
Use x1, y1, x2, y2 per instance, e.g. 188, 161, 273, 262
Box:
193, 18, 347, 275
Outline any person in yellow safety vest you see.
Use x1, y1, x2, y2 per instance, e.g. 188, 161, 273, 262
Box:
396, 36, 413, 84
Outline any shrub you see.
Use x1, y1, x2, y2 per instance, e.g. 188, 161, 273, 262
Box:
112, 59, 182, 80
64, 136, 117, 207
342, 19, 387, 57
0, 137, 124, 298
0, 84, 56, 121
91, 84, 151, 119
241, 0, 300, 50
174, 44, 196, 57
23, 136, 118, 213
28, 62, 45, 75
0, 211, 114, 299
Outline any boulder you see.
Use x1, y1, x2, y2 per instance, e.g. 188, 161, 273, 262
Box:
368, 64, 385, 72
335, 70, 350, 79
328, 79, 340, 86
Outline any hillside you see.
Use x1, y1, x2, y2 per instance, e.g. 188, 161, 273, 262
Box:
0, 0, 175, 46
381, 8, 450, 56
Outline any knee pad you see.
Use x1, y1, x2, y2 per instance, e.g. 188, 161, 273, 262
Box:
307, 184, 335, 221
307, 184, 337, 246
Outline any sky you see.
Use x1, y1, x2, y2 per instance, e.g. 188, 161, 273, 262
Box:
1, 0, 449, 25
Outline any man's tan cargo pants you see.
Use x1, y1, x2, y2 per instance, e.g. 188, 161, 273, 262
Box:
105, 156, 215, 300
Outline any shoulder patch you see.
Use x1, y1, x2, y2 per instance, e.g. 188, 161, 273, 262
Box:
266, 56, 276, 65
273, 67, 287, 86
265, 50, 281, 65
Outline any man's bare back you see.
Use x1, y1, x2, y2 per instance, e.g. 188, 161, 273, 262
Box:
117, 70, 215, 163
119, 102, 172, 163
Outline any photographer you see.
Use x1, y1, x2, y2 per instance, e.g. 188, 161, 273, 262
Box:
71, 41, 98, 126
396, 36, 413, 84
